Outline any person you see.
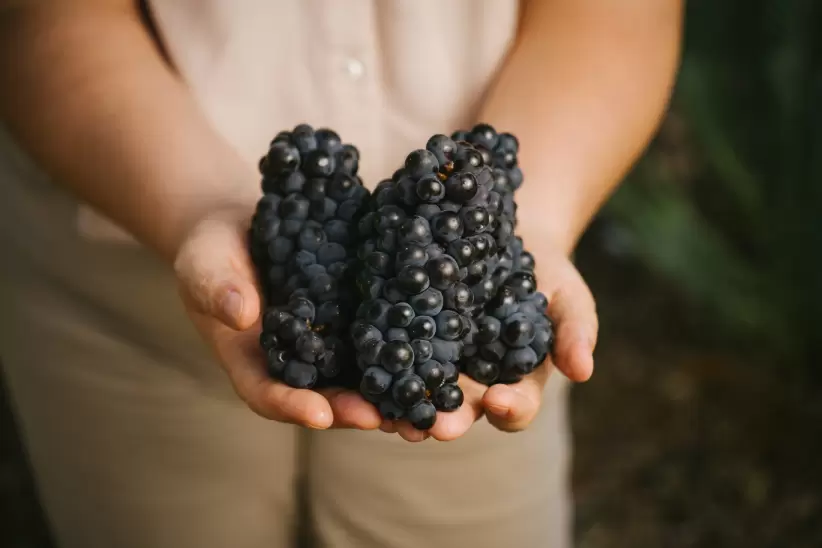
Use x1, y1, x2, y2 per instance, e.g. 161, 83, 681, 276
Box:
0, 1, 682, 547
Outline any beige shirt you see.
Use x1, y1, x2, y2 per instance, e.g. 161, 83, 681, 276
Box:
79, 0, 521, 241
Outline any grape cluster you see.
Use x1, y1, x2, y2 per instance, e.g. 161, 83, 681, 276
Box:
349, 134, 513, 428
249, 124, 369, 389
462, 253, 555, 385
448, 124, 554, 386
247, 123, 556, 430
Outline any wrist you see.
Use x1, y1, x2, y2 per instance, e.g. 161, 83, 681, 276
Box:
515, 204, 582, 257
164, 179, 260, 264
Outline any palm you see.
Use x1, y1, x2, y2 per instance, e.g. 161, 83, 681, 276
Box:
175, 207, 381, 430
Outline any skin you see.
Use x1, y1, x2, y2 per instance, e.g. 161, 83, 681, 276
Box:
0, 0, 683, 441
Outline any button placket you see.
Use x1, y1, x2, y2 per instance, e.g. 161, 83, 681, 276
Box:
317, 0, 384, 185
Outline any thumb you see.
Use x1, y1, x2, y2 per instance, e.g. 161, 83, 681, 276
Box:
173, 214, 261, 331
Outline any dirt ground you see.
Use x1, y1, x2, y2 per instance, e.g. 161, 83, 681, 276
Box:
2, 224, 821, 548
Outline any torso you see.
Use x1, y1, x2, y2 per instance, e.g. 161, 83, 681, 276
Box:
147, 0, 520, 184
0, 0, 520, 364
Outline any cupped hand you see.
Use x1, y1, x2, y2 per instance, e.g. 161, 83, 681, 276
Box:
381, 240, 598, 442
173, 203, 382, 430
482, 240, 597, 432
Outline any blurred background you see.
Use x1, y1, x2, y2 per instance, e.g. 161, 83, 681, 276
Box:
3, 1, 822, 546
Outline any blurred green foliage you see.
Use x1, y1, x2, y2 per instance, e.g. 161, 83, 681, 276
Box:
604, 1, 822, 366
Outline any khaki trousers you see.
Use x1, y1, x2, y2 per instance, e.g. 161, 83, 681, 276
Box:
0, 131, 571, 548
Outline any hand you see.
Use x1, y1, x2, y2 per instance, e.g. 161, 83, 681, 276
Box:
380, 239, 598, 442
173, 203, 382, 430
482, 239, 597, 432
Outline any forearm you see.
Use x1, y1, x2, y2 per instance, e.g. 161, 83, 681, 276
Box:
479, 0, 683, 253
0, 2, 259, 262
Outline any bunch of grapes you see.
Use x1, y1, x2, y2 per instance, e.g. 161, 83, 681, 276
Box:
249, 125, 367, 388
249, 123, 554, 430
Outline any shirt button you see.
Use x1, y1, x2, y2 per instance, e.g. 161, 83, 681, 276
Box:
345, 57, 365, 80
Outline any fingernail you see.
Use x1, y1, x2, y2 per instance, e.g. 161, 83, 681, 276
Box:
220, 290, 243, 324
307, 410, 331, 430
412, 431, 429, 442
487, 404, 510, 418
486, 386, 515, 415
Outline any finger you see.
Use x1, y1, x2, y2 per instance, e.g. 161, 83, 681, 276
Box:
215, 329, 333, 429
395, 420, 429, 442
252, 382, 335, 429
428, 377, 485, 441
379, 419, 398, 434
321, 388, 383, 430
483, 365, 550, 432
174, 216, 261, 331
546, 269, 598, 382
